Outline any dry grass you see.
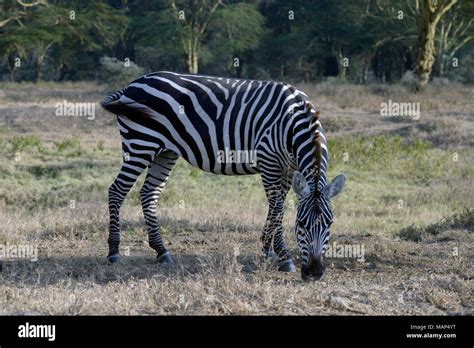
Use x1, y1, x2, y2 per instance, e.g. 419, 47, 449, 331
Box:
0, 81, 472, 315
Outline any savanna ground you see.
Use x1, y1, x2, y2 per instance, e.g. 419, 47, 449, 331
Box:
0, 81, 472, 315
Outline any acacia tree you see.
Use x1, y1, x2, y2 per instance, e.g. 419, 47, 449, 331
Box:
0, 0, 127, 81
204, 2, 265, 76
414, 0, 458, 86
171, 0, 221, 74
0, 0, 47, 80
434, 2, 474, 77
0, 0, 46, 28
158, 0, 264, 74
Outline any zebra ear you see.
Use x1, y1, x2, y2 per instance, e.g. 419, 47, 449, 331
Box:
305, 100, 319, 117
292, 171, 310, 199
323, 174, 346, 200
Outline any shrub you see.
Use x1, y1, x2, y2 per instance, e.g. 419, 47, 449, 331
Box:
54, 138, 80, 152
8, 135, 44, 153
99, 56, 144, 88
399, 208, 474, 241
399, 225, 423, 242
400, 70, 420, 92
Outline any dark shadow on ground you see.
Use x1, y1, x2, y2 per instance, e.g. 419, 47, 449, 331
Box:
0, 252, 265, 287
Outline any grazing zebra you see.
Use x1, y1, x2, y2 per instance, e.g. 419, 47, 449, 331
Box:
101, 71, 345, 280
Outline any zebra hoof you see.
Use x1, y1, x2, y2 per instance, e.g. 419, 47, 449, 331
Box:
278, 259, 296, 273
265, 250, 277, 259
157, 251, 174, 264
107, 253, 121, 264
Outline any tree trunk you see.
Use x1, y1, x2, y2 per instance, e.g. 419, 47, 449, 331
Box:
337, 48, 346, 80
191, 51, 198, 74
414, 9, 437, 86
59, 62, 67, 81
8, 54, 17, 82
414, 0, 458, 87
185, 49, 199, 74
35, 55, 43, 82
185, 37, 199, 74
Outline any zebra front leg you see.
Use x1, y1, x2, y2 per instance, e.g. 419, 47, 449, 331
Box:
140, 150, 178, 264
274, 172, 295, 272
108, 160, 150, 263
261, 181, 295, 273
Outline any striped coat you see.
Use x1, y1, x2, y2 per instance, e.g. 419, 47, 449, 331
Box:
102, 71, 345, 279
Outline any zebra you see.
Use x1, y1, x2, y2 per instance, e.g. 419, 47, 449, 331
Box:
101, 71, 345, 280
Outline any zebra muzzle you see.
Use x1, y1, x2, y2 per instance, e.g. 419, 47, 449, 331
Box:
301, 253, 325, 281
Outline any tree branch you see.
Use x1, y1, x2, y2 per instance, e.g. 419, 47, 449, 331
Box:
435, 0, 458, 21
0, 16, 23, 28
16, 0, 47, 8
451, 35, 474, 56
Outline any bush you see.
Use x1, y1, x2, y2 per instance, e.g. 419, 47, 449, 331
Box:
54, 138, 80, 152
399, 208, 474, 241
399, 225, 423, 242
8, 135, 44, 153
444, 46, 474, 83
99, 56, 144, 88
53, 138, 82, 157
400, 70, 420, 92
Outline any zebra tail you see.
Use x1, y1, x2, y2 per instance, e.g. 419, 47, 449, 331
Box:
101, 88, 151, 119
100, 88, 128, 116
101, 88, 125, 109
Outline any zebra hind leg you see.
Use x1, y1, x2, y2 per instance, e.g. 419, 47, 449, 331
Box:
107, 155, 152, 263
140, 150, 179, 264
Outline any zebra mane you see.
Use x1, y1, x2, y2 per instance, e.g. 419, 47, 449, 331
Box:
305, 100, 322, 197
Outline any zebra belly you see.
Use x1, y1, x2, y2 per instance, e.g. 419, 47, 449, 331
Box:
177, 150, 261, 175
117, 111, 263, 175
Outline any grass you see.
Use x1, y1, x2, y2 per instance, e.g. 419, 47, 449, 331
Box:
0, 82, 472, 315
400, 209, 474, 242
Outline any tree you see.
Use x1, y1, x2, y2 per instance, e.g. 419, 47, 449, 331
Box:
0, 0, 46, 28
172, 0, 221, 73
203, 2, 265, 76
0, 0, 127, 81
434, 2, 474, 77
1, 0, 472, 83
154, 0, 264, 74
414, 0, 458, 87
0, 0, 47, 80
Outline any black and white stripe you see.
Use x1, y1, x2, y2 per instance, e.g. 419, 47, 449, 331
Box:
102, 71, 341, 275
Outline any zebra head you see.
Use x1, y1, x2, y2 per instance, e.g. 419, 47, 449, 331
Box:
292, 171, 345, 280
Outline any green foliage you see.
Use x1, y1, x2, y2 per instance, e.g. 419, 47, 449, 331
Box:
96, 140, 104, 152
329, 135, 432, 169
53, 138, 82, 157
8, 135, 44, 153
328, 135, 455, 183
0, 0, 127, 81
54, 138, 79, 152
0, 0, 472, 82
211, 3, 265, 52
399, 225, 423, 242
99, 56, 144, 88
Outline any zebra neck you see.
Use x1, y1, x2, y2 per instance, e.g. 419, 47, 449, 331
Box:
318, 127, 328, 191
293, 127, 328, 193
